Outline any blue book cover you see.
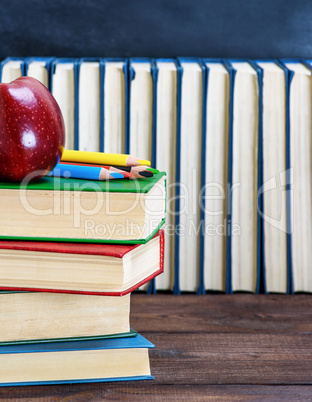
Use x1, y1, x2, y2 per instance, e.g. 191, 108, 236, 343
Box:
0, 332, 154, 386
223, 59, 261, 294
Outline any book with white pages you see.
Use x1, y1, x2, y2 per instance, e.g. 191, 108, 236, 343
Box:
203, 61, 230, 292
256, 61, 288, 294
282, 60, 312, 293
174, 59, 204, 293
51, 59, 76, 150
227, 60, 260, 293
103, 59, 127, 154
154, 59, 177, 291
78, 59, 101, 152
128, 59, 154, 161
25, 57, 54, 89
0, 57, 24, 83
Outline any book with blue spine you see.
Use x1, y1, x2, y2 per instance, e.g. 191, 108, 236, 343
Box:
255, 60, 289, 294
76, 58, 104, 153
0, 332, 154, 386
152, 58, 178, 292
279, 59, 312, 293
127, 58, 157, 161
24, 57, 55, 89
174, 58, 205, 294
0, 57, 25, 83
101, 58, 128, 154
224, 59, 260, 294
201, 59, 231, 293
50, 58, 79, 150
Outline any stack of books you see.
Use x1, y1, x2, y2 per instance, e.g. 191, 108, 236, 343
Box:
1, 57, 312, 295
0, 170, 166, 386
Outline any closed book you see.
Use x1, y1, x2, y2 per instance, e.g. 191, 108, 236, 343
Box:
201, 59, 230, 293
0, 332, 154, 386
0, 291, 134, 344
24, 57, 54, 89
225, 60, 260, 293
256, 60, 289, 294
50, 58, 78, 150
128, 58, 156, 159
0, 57, 24, 83
77, 58, 103, 152
281, 60, 312, 293
174, 58, 204, 293
0, 230, 164, 295
102, 58, 128, 154
0, 172, 166, 243
154, 59, 178, 291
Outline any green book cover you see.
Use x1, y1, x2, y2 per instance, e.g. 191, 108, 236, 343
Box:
0, 173, 166, 244
0, 329, 138, 346
0, 172, 166, 193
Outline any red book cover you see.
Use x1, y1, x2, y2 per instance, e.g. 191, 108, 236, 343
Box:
0, 230, 164, 296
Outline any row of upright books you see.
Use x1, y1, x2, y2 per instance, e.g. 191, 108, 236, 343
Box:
1, 57, 312, 294
0, 160, 166, 384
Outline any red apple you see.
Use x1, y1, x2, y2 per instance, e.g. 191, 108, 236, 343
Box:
0, 76, 65, 182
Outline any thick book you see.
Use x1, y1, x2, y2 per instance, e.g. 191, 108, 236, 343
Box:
174, 58, 205, 293
128, 58, 157, 159
77, 58, 103, 152
280, 59, 312, 293
0, 291, 133, 344
154, 58, 178, 291
201, 59, 230, 293
0, 57, 24, 83
0, 332, 154, 386
225, 60, 260, 293
50, 58, 78, 150
0, 230, 164, 295
256, 60, 289, 294
0, 172, 166, 243
102, 58, 128, 154
24, 57, 54, 89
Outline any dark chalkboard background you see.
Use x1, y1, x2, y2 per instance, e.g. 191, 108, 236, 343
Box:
1, 0, 312, 59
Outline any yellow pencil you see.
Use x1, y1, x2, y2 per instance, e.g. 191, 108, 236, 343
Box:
61, 150, 151, 167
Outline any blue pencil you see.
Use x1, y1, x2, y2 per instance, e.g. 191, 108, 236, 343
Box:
47, 163, 125, 181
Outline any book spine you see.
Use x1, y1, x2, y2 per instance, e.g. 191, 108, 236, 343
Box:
74, 60, 80, 150
99, 59, 106, 152
173, 60, 183, 295
250, 60, 263, 295
0, 376, 154, 387
223, 60, 236, 294
148, 59, 159, 295
126, 61, 135, 154
198, 59, 208, 295
254, 62, 266, 294
284, 63, 295, 295
123, 60, 129, 154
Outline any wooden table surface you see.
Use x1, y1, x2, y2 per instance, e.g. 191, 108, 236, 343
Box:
1, 294, 312, 400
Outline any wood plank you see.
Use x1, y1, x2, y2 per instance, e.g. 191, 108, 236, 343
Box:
1, 384, 312, 400
130, 294, 312, 334
145, 332, 312, 385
